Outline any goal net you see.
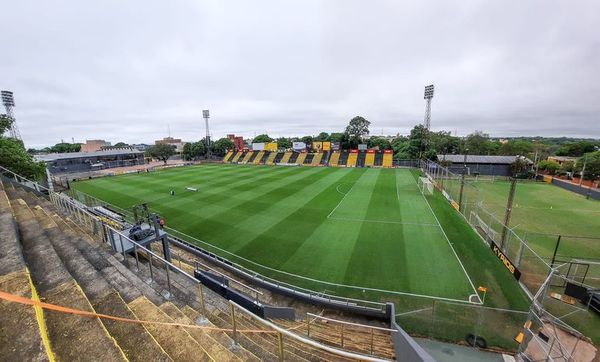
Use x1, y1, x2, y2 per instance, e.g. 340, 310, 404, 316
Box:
418, 177, 434, 195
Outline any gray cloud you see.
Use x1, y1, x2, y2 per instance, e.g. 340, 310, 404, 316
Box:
1, 0, 599, 148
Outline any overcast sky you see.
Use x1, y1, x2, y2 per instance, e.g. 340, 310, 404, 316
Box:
2, 1, 599, 148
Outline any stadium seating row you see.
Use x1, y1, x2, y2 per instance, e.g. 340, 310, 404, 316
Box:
224, 150, 394, 168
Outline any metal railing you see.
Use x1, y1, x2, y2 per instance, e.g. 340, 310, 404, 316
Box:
0, 165, 50, 193
230, 301, 391, 362
305, 312, 396, 354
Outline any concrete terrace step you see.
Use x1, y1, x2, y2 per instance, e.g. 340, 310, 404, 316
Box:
128, 296, 212, 362
26, 201, 170, 362
159, 302, 244, 362
0, 271, 48, 361
208, 310, 279, 361
181, 305, 260, 362
6, 191, 125, 361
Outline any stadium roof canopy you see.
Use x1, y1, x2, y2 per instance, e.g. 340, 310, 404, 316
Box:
437, 154, 533, 164
35, 148, 143, 162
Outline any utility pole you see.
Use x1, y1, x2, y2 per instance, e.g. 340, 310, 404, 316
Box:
579, 154, 587, 186
501, 177, 518, 250
458, 150, 468, 212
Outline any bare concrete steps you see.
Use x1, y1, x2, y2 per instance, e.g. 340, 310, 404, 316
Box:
159, 302, 244, 361
24, 192, 167, 307
181, 305, 260, 362
128, 296, 212, 362
208, 310, 280, 361
25, 200, 171, 362
0, 270, 48, 361
6, 190, 125, 361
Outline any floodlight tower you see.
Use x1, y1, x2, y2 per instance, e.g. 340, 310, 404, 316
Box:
423, 84, 435, 131
203, 109, 211, 159
1, 90, 22, 141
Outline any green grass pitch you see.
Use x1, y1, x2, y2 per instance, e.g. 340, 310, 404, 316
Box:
73, 164, 478, 301
460, 179, 600, 260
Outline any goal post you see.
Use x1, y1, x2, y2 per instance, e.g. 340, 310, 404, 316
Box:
418, 177, 434, 195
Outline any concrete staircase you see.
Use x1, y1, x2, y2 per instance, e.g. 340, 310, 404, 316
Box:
0, 180, 263, 361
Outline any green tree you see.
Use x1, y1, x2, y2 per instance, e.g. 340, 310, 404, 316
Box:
367, 137, 391, 150
407, 124, 429, 159
43, 142, 81, 153
537, 160, 560, 175
148, 143, 176, 164
314, 132, 329, 141
182, 141, 206, 160
575, 151, 600, 180
499, 140, 533, 156
429, 131, 460, 155
556, 141, 598, 157
391, 136, 411, 159
300, 136, 313, 145
345, 116, 370, 142
212, 138, 234, 157
464, 131, 500, 155
0, 116, 46, 179
114, 142, 129, 148
277, 137, 291, 149
252, 134, 272, 143
328, 133, 345, 143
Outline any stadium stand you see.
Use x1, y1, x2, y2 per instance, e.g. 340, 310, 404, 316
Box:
264, 151, 277, 165
295, 152, 307, 165
0, 171, 435, 361
346, 151, 358, 167
222, 150, 234, 163
328, 151, 341, 167
279, 151, 292, 164
230, 151, 243, 163
356, 151, 366, 167
365, 150, 375, 167
246, 151, 259, 164
311, 153, 323, 166
383, 150, 393, 168
252, 151, 265, 165
240, 151, 254, 164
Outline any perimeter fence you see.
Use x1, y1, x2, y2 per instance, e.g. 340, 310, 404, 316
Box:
420, 159, 600, 351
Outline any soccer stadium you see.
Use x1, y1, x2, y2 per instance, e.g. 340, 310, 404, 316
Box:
2, 2, 600, 361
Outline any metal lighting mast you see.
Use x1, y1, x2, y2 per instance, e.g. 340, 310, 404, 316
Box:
1, 90, 22, 141
203, 109, 211, 159
423, 84, 435, 130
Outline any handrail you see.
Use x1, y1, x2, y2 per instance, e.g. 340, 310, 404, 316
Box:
195, 260, 264, 297
230, 301, 391, 362
306, 312, 396, 332
0, 165, 50, 191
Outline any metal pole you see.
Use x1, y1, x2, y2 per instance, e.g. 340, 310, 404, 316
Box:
230, 304, 238, 344
500, 177, 517, 250
277, 332, 284, 362
199, 284, 207, 317
340, 324, 344, 347
579, 155, 587, 186
370, 328, 374, 355
148, 253, 154, 281
165, 262, 172, 297
306, 315, 310, 337
134, 244, 140, 271
550, 235, 562, 268
458, 151, 468, 212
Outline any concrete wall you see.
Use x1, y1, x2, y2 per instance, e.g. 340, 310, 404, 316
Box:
388, 303, 435, 362
551, 178, 600, 200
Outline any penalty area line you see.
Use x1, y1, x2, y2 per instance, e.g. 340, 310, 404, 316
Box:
327, 182, 357, 219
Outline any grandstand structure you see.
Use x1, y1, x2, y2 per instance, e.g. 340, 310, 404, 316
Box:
223, 149, 396, 168
0, 165, 435, 361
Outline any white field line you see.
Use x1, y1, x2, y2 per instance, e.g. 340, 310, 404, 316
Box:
169, 228, 476, 304
328, 216, 438, 227
327, 182, 358, 218
395, 307, 432, 317
410, 171, 482, 304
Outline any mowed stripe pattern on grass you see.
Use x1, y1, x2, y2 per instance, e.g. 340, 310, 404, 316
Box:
73, 164, 474, 300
